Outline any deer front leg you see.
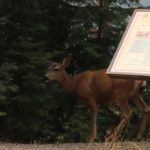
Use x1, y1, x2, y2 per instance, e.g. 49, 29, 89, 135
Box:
88, 100, 97, 142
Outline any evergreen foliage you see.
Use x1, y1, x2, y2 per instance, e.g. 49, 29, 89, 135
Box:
0, 0, 149, 143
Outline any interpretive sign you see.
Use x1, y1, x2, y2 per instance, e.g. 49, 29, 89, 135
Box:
107, 9, 150, 79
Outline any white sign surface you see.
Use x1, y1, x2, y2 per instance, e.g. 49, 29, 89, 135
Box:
107, 9, 150, 79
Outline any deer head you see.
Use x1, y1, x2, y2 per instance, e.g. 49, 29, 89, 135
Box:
45, 54, 72, 82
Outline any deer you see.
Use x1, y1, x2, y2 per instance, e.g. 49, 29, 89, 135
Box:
45, 54, 150, 142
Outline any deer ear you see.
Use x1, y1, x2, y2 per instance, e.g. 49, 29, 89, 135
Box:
62, 53, 72, 68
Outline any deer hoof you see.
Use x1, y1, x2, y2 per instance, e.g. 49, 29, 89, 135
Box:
88, 137, 97, 143
134, 136, 142, 142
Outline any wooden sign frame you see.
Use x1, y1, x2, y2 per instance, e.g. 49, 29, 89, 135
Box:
107, 9, 150, 79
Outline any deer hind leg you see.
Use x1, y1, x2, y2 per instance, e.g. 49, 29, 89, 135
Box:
131, 92, 150, 140
106, 100, 132, 142
88, 99, 97, 142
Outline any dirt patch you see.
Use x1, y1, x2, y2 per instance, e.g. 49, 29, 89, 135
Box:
0, 142, 150, 150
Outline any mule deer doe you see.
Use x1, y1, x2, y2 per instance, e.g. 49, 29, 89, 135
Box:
45, 54, 150, 142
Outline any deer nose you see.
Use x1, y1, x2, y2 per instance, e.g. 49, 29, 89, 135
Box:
43, 75, 49, 83
45, 73, 49, 78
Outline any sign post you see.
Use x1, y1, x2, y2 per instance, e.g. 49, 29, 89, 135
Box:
107, 9, 150, 79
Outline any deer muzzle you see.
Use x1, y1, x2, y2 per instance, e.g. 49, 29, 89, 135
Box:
45, 73, 56, 81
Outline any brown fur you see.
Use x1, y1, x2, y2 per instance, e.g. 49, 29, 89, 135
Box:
46, 56, 150, 142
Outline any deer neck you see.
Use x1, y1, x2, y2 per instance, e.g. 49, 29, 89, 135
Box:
58, 71, 75, 93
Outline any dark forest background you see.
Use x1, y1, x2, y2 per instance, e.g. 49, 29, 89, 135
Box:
0, 0, 149, 143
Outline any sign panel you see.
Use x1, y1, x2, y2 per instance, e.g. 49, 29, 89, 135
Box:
107, 9, 150, 79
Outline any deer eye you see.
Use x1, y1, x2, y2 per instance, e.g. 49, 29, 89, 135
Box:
54, 67, 59, 71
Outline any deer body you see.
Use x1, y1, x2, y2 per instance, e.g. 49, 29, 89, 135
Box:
57, 69, 141, 105
46, 56, 150, 142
